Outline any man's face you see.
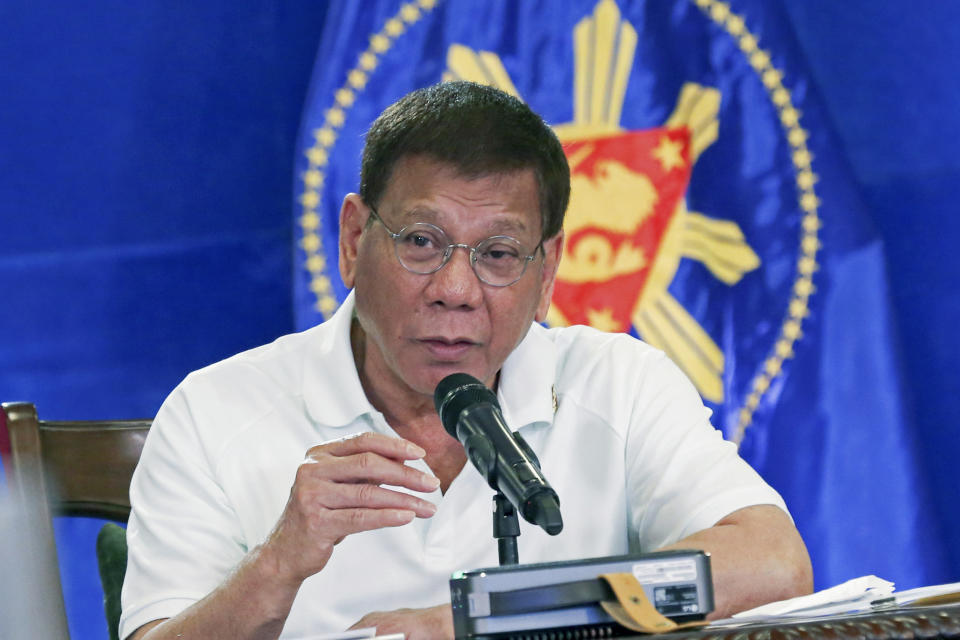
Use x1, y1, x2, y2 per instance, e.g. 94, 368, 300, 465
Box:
339, 155, 563, 399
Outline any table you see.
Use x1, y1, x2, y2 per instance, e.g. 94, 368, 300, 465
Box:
648, 602, 960, 640
475, 603, 960, 639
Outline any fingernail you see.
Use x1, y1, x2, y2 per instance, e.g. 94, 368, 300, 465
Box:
424, 474, 441, 489
422, 502, 437, 515
392, 510, 416, 524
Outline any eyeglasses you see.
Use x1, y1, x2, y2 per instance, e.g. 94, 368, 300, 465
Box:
367, 206, 542, 287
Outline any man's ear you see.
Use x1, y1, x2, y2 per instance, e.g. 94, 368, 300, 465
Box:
338, 193, 368, 289
535, 230, 564, 323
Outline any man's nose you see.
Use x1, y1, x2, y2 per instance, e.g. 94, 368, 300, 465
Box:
425, 245, 483, 308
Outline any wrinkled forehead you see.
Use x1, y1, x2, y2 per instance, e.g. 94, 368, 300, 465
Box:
378, 155, 543, 239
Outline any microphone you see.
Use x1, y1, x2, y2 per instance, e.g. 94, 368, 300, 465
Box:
434, 373, 563, 535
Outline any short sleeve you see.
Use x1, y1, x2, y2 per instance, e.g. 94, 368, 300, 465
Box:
624, 351, 788, 550
119, 383, 247, 640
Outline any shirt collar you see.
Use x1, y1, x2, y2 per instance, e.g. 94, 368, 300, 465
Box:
302, 291, 377, 428
302, 292, 557, 431
497, 323, 557, 431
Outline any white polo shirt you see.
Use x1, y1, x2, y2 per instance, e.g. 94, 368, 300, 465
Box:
120, 292, 786, 639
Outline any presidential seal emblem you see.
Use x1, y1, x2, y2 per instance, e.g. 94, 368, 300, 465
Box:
295, 0, 821, 443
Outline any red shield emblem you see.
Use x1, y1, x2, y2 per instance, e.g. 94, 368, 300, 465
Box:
552, 129, 692, 332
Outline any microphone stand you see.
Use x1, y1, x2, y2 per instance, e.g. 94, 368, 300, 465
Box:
459, 428, 522, 565
492, 491, 520, 565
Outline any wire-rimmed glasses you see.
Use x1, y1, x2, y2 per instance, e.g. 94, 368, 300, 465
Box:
367, 206, 542, 287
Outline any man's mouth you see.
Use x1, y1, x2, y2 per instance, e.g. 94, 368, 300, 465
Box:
419, 337, 478, 360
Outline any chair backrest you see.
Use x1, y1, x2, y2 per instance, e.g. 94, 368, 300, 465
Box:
0, 401, 151, 638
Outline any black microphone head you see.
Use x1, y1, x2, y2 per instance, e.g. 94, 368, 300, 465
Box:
434, 373, 498, 438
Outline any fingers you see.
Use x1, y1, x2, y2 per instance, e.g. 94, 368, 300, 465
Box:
348, 604, 453, 640
327, 507, 418, 539
313, 451, 440, 493
294, 437, 439, 519
318, 480, 437, 519
266, 432, 441, 581
318, 431, 426, 461
306, 433, 440, 493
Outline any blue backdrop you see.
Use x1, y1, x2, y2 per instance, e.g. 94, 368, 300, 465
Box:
2, 2, 959, 639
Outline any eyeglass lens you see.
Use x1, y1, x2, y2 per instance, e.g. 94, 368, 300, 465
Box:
394, 223, 529, 285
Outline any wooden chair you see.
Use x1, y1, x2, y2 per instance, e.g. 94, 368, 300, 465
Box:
0, 401, 151, 639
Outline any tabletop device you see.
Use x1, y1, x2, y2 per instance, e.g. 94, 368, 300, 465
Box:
449, 549, 713, 639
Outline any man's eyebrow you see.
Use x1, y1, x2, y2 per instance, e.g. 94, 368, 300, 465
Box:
399, 206, 440, 222
400, 207, 532, 236
486, 218, 530, 236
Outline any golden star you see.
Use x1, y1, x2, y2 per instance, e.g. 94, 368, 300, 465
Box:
300, 212, 319, 231
359, 52, 377, 71
299, 191, 319, 209
301, 233, 320, 252
318, 297, 337, 315
335, 89, 355, 108
306, 147, 328, 167
310, 276, 331, 294
385, 19, 405, 37
313, 127, 336, 147
303, 169, 324, 189
652, 136, 685, 172
401, 3, 420, 23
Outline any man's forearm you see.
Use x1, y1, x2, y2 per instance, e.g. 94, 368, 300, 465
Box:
658, 504, 813, 619
131, 542, 301, 640
129, 433, 440, 640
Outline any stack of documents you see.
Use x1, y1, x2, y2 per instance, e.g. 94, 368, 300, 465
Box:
731, 575, 894, 620
712, 575, 960, 625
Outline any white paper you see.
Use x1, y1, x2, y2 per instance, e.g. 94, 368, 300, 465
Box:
894, 581, 960, 605
273, 626, 406, 639
730, 575, 895, 620
295, 628, 377, 640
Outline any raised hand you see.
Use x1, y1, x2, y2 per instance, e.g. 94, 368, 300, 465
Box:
262, 432, 440, 585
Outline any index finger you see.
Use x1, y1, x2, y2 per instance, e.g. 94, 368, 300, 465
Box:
314, 431, 426, 461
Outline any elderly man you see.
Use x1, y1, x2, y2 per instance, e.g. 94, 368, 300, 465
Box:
120, 81, 811, 640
